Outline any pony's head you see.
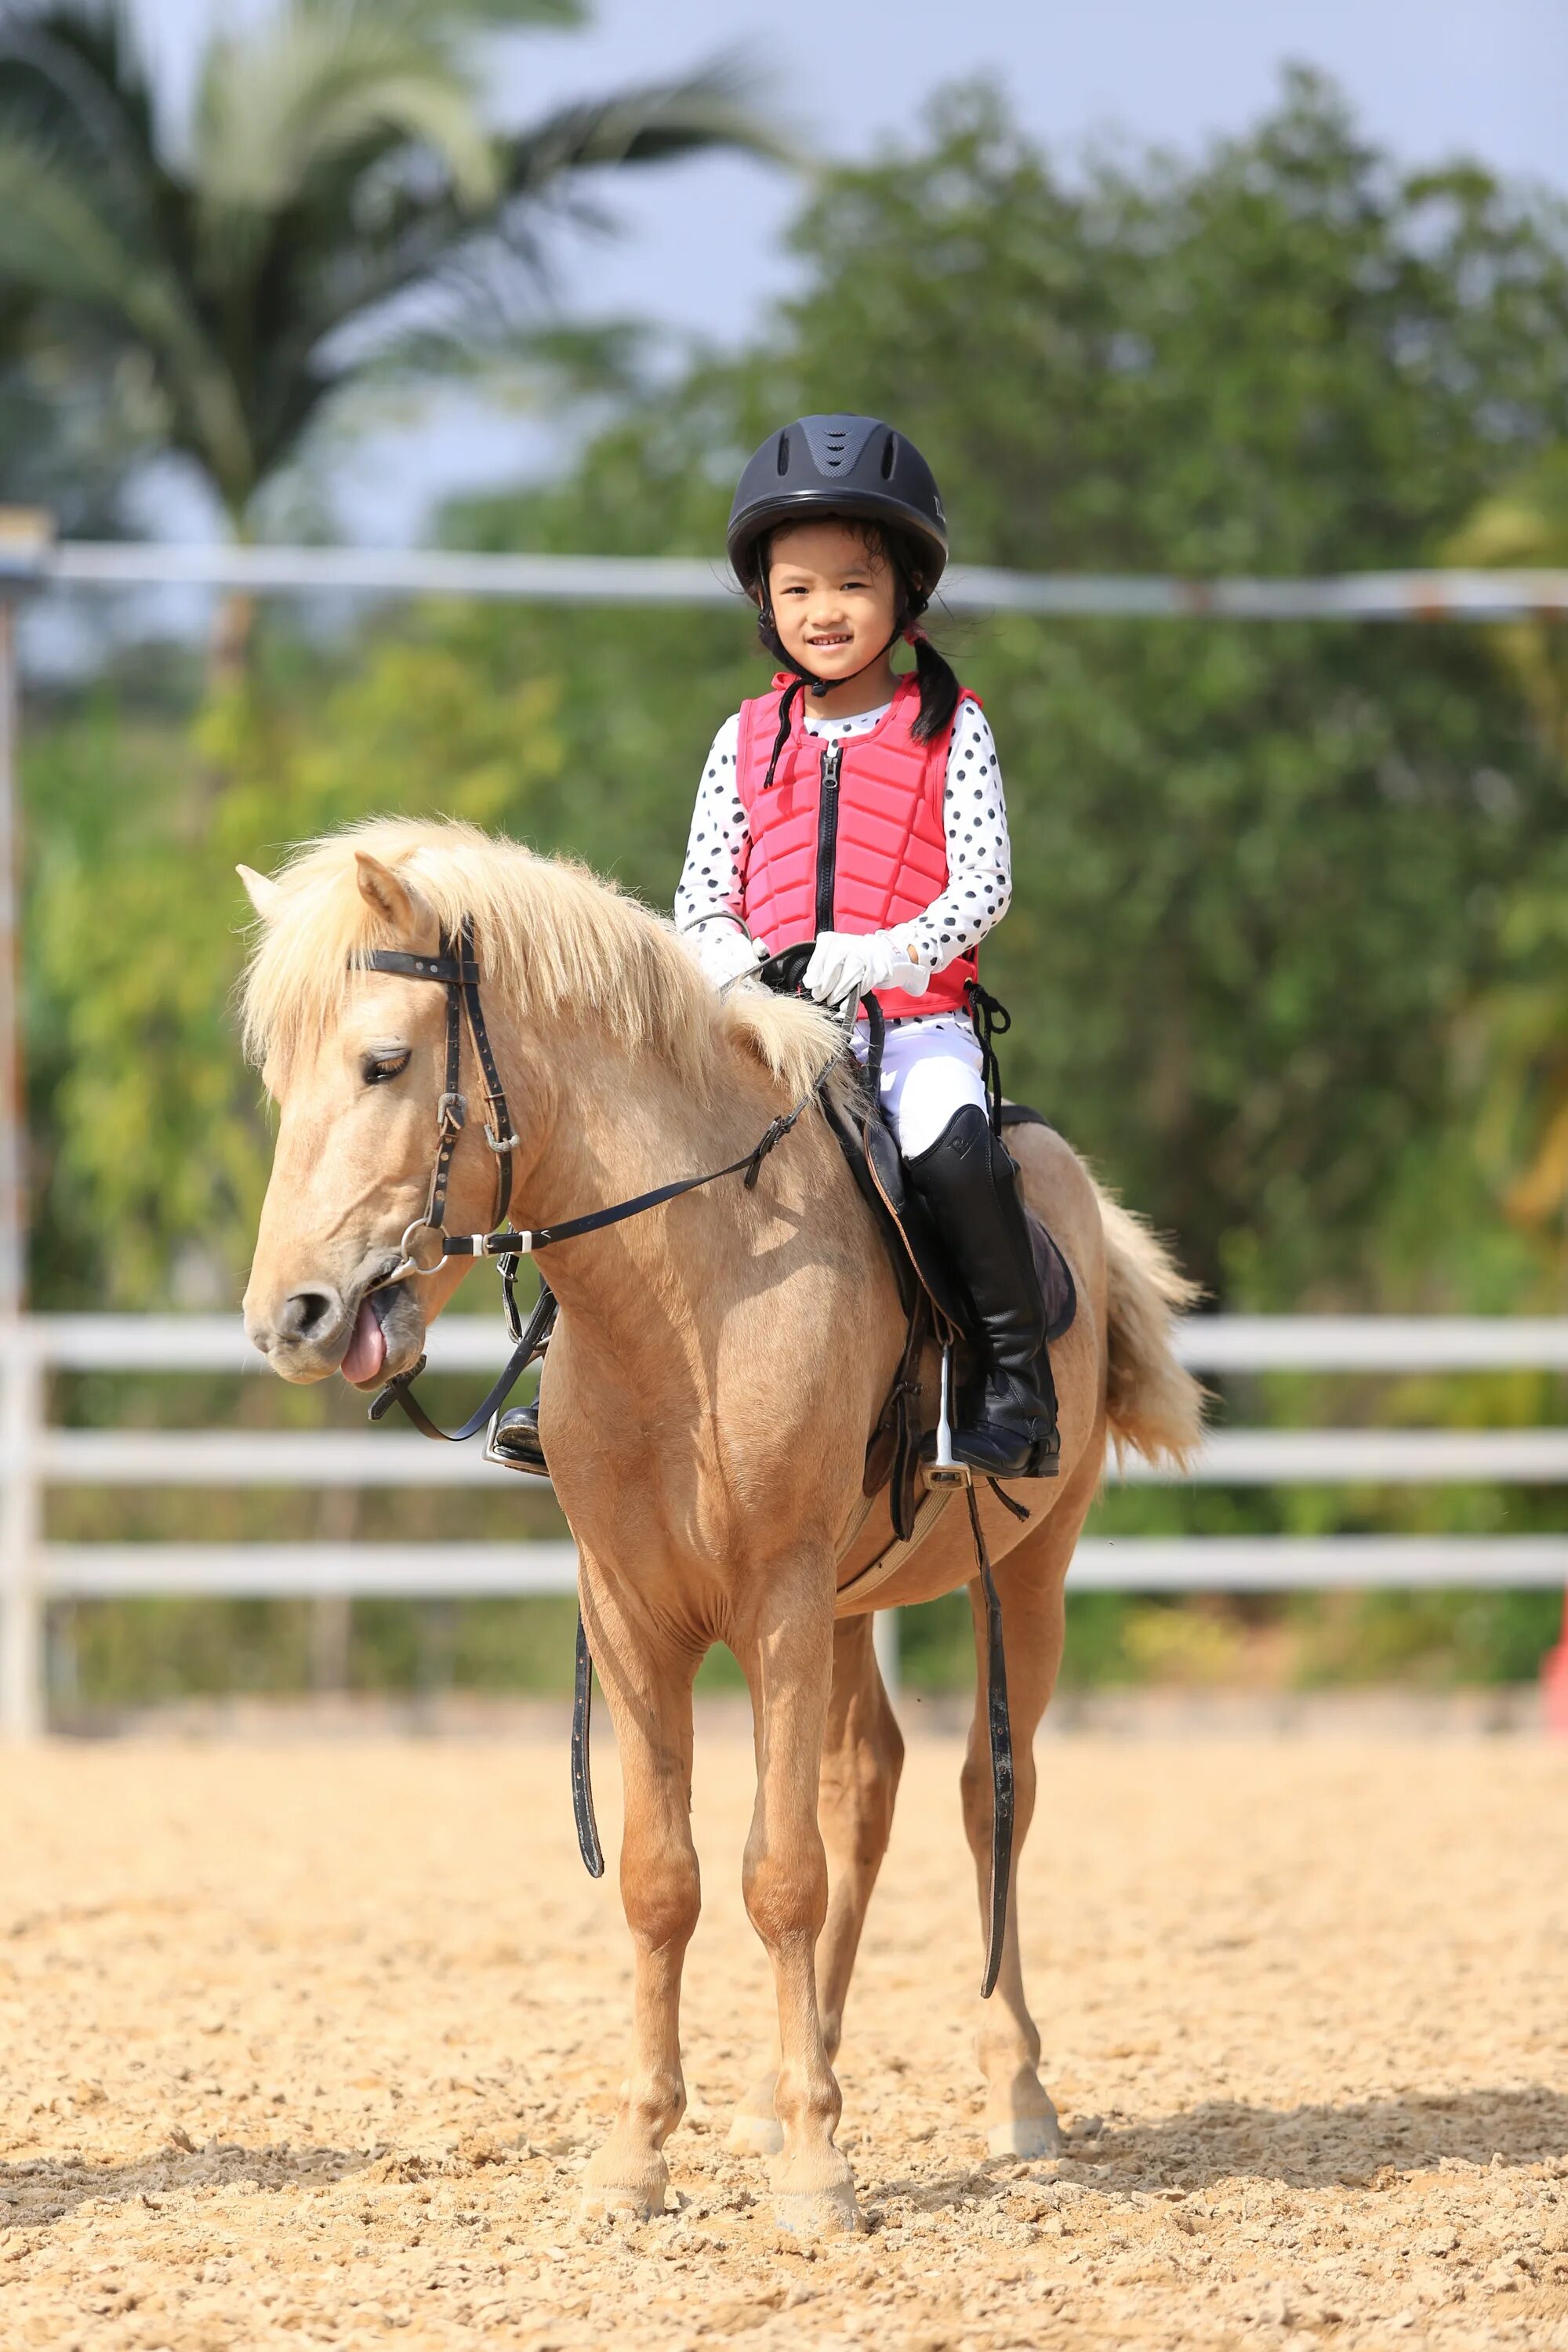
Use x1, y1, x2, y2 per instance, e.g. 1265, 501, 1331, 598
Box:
238, 818, 839, 1386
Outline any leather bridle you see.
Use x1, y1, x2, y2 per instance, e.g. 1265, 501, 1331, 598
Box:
356, 921, 831, 1442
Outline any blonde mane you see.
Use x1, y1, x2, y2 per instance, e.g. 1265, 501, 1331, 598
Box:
241, 816, 841, 1104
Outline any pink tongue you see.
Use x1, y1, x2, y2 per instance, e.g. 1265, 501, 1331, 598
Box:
341, 1298, 387, 1385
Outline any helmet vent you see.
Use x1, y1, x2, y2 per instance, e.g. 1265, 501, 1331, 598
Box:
728, 415, 949, 589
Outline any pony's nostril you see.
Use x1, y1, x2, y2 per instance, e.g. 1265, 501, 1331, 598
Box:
282, 1288, 336, 1340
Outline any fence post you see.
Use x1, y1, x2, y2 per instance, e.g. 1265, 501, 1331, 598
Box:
1, 1320, 44, 1739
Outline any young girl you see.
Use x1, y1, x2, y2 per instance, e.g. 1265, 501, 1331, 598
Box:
674, 412, 1058, 1479
492, 413, 1057, 1480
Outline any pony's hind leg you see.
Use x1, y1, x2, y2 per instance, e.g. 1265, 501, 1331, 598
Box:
816, 1613, 905, 2059
959, 1497, 1089, 2159
579, 1579, 702, 2222
727, 1612, 903, 2155
732, 1558, 861, 2235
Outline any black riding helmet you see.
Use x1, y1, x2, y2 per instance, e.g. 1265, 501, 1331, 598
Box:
726, 414, 949, 595
728, 418, 950, 785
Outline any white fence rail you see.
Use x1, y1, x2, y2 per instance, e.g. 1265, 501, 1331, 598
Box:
34, 543, 1568, 622
2, 1312, 1566, 1738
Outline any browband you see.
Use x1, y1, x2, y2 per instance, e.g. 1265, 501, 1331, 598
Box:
361, 949, 479, 985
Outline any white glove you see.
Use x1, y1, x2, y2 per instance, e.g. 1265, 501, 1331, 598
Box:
803, 928, 931, 1007
688, 919, 767, 989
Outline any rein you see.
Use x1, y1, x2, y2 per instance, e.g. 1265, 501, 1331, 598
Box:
358, 923, 831, 1442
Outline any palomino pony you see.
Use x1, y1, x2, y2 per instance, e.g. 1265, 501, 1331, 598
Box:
239, 818, 1201, 2237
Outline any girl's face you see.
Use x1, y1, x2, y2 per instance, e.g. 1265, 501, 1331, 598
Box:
765, 519, 898, 684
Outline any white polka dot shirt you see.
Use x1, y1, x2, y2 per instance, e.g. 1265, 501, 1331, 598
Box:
673, 695, 1012, 971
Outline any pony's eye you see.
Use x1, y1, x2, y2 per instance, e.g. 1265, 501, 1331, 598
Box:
364, 1051, 410, 1086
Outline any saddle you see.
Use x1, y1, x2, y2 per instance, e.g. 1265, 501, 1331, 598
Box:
820, 1059, 1077, 1541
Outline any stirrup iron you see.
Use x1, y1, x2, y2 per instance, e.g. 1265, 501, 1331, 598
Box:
484, 1402, 549, 1477
926, 1341, 972, 1491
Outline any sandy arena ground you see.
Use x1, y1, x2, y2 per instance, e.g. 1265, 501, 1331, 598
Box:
2, 1726, 1566, 2351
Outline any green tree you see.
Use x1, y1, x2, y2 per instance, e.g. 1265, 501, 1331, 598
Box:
0, 0, 783, 664
27, 67, 1568, 1696
441, 71, 1568, 1304
30, 68, 1568, 1316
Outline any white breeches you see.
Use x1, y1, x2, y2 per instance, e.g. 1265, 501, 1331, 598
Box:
852, 1011, 987, 1158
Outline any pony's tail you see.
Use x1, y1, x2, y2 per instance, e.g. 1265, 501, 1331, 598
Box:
1095, 1181, 1207, 1469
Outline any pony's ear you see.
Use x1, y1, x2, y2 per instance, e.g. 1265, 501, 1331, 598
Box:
236, 862, 282, 920
354, 851, 416, 935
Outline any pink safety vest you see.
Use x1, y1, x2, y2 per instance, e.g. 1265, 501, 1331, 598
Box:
733, 672, 979, 1020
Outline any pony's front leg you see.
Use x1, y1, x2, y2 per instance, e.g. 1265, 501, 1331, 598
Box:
579, 1577, 702, 2222
728, 1611, 904, 2154
734, 1559, 860, 2237
727, 1613, 902, 2155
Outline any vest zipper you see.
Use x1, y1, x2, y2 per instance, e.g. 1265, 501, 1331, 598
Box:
815, 740, 842, 935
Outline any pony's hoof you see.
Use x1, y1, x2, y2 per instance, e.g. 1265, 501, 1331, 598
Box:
772, 2184, 862, 2238
726, 2111, 784, 2156
579, 2180, 662, 2223
986, 2113, 1062, 2161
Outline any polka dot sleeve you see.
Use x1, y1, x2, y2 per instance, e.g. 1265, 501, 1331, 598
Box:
903, 700, 1013, 973
673, 713, 750, 941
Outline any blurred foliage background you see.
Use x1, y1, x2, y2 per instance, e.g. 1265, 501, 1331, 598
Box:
8, 38, 1568, 1713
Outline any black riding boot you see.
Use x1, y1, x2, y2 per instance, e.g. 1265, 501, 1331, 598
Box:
905, 1104, 1060, 1479
489, 1397, 547, 1475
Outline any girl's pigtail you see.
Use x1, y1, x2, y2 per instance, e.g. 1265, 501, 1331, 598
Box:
908, 626, 961, 743
760, 673, 804, 790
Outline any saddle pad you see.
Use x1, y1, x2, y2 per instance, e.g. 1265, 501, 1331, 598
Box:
1002, 1106, 1078, 1344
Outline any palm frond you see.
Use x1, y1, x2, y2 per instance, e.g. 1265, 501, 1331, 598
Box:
0, 123, 165, 311
285, 59, 789, 341
332, 307, 651, 397
0, 1, 159, 160
0, 2, 794, 528
356, 0, 586, 27
193, 4, 497, 216
0, 126, 252, 503
499, 60, 797, 196
0, 0, 172, 247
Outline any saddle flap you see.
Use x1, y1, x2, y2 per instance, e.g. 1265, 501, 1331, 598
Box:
821, 1080, 1077, 1534
860, 1116, 975, 1336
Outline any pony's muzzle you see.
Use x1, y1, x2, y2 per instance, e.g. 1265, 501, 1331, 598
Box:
243, 1280, 349, 1378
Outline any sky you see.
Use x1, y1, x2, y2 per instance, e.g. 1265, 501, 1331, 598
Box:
130, 0, 1568, 543
492, 0, 1568, 343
